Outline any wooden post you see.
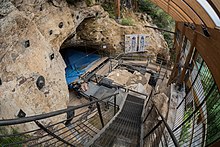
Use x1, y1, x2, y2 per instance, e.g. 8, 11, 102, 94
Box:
168, 24, 186, 85
115, 0, 120, 19
179, 33, 197, 84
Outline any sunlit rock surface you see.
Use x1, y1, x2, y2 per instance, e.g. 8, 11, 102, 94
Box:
0, 0, 168, 131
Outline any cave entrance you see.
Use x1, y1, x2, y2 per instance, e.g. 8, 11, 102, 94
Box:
60, 46, 102, 88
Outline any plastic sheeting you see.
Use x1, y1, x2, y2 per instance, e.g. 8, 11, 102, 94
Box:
62, 49, 100, 85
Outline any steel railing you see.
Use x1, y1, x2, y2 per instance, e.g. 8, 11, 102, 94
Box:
141, 53, 220, 147
141, 87, 179, 147
142, 104, 179, 147
0, 92, 119, 146
171, 54, 220, 147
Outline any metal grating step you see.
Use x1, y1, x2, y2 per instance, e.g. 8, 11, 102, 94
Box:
91, 94, 144, 147
126, 94, 145, 104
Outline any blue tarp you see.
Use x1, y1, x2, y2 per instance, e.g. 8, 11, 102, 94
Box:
63, 50, 100, 85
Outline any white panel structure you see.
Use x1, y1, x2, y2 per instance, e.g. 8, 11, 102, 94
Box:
138, 34, 148, 52
125, 34, 148, 53
125, 34, 138, 53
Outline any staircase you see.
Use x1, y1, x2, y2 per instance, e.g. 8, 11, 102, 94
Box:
0, 88, 179, 147
90, 94, 144, 147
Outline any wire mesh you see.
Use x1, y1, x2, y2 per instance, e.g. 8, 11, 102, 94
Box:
172, 53, 220, 147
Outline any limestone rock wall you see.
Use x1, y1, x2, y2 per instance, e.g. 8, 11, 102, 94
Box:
0, 0, 102, 130
62, 10, 169, 57
0, 0, 168, 131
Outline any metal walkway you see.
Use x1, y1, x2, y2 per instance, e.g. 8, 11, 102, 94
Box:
91, 94, 144, 147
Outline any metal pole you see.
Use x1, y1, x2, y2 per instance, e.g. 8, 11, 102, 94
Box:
95, 74, 98, 83
114, 95, 117, 115
173, 83, 216, 132
0, 93, 118, 126
96, 102, 104, 128
177, 60, 204, 109
143, 105, 154, 123
143, 120, 162, 140
154, 105, 180, 147
144, 25, 176, 34
109, 60, 112, 73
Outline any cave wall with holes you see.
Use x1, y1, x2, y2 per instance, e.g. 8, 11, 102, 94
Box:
0, 0, 168, 131
0, 0, 103, 130
61, 10, 169, 56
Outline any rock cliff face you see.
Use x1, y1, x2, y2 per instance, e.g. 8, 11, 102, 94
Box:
0, 0, 103, 130
62, 10, 169, 56
0, 0, 168, 130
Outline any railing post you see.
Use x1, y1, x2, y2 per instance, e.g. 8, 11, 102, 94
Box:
109, 60, 112, 73
114, 95, 117, 115
162, 62, 168, 81
96, 102, 104, 128
65, 107, 75, 126
95, 74, 98, 83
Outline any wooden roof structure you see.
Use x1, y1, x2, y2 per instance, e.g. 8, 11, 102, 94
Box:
149, 0, 220, 90
150, 0, 220, 29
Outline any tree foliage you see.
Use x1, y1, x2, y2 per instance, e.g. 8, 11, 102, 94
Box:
102, 1, 116, 19
139, 0, 175, 60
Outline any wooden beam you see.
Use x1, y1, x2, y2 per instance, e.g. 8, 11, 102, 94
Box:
162, 0, 193, 22
176, 22, 220, 90
168, 23, 186, 85
170, 0, 203, 25
154, 0, 191, 22
150, 0, 217, 28
184, 0, 216, 28
179, 33, 197, 84
150, 0, 186, 22
207, 0, 220, 18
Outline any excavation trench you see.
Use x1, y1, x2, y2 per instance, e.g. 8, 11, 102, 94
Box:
60, 46, 105, 88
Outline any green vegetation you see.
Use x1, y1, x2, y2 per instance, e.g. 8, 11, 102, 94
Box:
198, 61, 220, 145
179, 107, 193, 146
121, 17, 134, 26
194, 57, 220, 145
102, 2, 115, 19
86, 0, 93, 6
139, 0, 175, 61
0, 127, 27, 146
207, 88, 220, 145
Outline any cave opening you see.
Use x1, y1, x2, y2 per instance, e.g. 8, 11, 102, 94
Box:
59, 45, 104, 88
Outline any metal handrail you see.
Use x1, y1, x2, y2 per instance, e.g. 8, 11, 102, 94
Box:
177, 60, 204, 109
143, 120, 163, 140
153, 104, 180, 147
173, 82, 216, 132
0, 92, 119, 126
144, 25, 176, 34
142, 87, 179, 147
142, 103, 179, 147
34, 120, 75, 147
